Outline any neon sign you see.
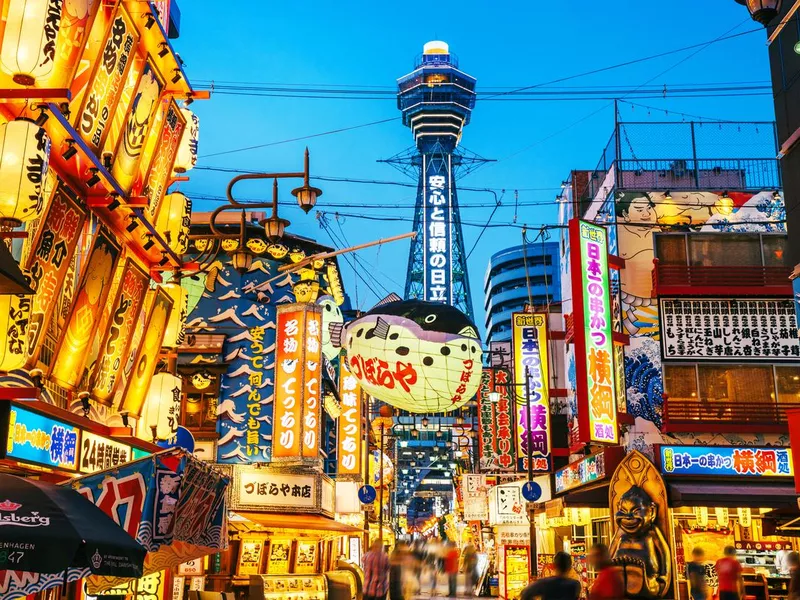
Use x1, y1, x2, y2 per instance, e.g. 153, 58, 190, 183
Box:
659, 445, 793, 477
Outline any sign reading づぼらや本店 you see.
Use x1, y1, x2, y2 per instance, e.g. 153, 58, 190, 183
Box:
568, 219, 618, 445
660, 298, 800, 359
232, 466, 335, 515
658, 445, 793, 478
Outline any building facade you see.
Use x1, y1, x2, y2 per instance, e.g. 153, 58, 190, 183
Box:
484, 242, 561, 344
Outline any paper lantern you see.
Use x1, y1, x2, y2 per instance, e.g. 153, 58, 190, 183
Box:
143, 372, 182, 441
0, 119, 50, 225
737, 507, 752, 527
694, 506, 709, 527
162, 281, 188, 348
172, 107, 199, 173
370, 451, 394, 487
0, 0, 62, 85
0, 293, 32, 372
155, 192, 191, 254
715, 507, 729, 527
342, 300, 482, 413
292, 268, 320, 303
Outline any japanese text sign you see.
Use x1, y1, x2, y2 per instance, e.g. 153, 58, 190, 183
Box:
569, 219, 618, 445
659, 445, 793, 478
235, 470, 317, 510
422, 156, 453, 304
79, 432, 132, 474
245, 324, 267, 458
512, 313, 551, 473
23, 182, 87, 364
477, 368, 516, 471
143, 100, 185, 220
553, 447, 624, 494
4, 405, 80, 471
337, 360, 363, 477
272, 304, 323, 461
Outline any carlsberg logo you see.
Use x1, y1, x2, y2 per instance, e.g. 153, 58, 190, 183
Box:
0, 511, 51, 527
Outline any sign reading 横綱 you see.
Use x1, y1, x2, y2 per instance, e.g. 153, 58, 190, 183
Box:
477, 368, 516, 471
511, 313, 551, 473
422, 156, 453, 304
272, 304, 323, 462
568, 219, 618, 445
4, 405, 80, 471
337, 360, 363, 477
660, 298, 800, 359
658, 445, 793, 477
23, 182, 87, 365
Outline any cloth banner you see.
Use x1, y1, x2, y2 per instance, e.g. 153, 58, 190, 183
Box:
0, 450, 228, 600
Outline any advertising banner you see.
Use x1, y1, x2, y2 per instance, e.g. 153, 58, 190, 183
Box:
23, 182, 87, 365
511, 313, 551, 473
477, 367, 516, 471
50, 230, 121, 388
568, 219, 618, 445
337, 360, 363, 477
142, 100, 186, 219
89, 259, 149, 404
3, 404, 80, 471
422, 154, 453, 304
659, 445, 793, 478
76, 3, 139, 152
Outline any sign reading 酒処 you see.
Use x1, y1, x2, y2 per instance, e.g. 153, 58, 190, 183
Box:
422, 159, 453, 304
659, 445, 793, 477
337, 360, 362, 477
568, 219, 618, 445
3, 405, 80, 471
511, 313, 551, 473
660, 298, 800, 360
477, 368, 516, 472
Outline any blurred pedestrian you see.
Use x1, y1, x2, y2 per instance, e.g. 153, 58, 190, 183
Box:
390, 543, 408, 600
715, 546, 743, 600
520, 551, 580, 600
686, 547, 708, 600
463, 542, 479, 593
444, 541, 460, 597
787, 551, 800, 600
364, 540, 391, 600
588, 544, 624, 600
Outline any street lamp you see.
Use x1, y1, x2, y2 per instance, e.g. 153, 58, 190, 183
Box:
291, 149, 323, 213
734, 0, 782, 25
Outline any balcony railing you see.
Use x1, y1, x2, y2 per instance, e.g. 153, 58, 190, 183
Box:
616, 158, 782, 191
663, 398, 792, 433
652, 261, 792, 296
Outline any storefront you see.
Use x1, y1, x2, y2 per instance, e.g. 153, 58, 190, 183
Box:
654, 444, 798, 600
206, 465, 363, 600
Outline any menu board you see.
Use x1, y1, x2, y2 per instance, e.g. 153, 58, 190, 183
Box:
295, 542, 317, 574
268, 541, 291, 575
500, 546, 529, 600
238, 538, 264, 576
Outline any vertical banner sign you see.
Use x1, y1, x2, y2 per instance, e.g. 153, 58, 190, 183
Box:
246, 325, 266, 458
272, 304, 323, 461
76, 4, 139, 152
121, 288, 174, 416
89, 259, 148, 403
337, 360, 363, 477
477, 368, 516, 471
422, 154, 453, 304
143, 101, 186, 219
512, 313, 551, 473
50, 0, 101, 88
23, 182, 87, 364
787, 408, 800, 494
111, 62, 163, 193
50, 230, 121, 388
568, 219, 618, 445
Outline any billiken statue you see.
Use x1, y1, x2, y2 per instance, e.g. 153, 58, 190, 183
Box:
609, 485, 671, 598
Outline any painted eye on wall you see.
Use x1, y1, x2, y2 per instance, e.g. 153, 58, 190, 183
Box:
424, 314, 437, 323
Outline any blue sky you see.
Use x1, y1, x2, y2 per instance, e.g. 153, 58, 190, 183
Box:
176, 0, 776, 333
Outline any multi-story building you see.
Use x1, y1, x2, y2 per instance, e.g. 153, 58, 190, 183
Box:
483, 242, 561, 344
543, 118, 796, 591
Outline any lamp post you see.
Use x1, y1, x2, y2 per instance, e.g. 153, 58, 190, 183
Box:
734, 0, 783, 25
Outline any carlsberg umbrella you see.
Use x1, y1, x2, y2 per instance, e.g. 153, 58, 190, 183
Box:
0, 474, 146, 576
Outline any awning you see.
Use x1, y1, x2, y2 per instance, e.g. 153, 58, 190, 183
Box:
232, 511, 363, 540
667, 480, 796, 508
762, 506, 800, 537
560, 482, 610, 508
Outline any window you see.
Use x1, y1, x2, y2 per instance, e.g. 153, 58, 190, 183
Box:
655, 236, 686, 266
182, 393, 217, 429
663, 365, 697, 400
776, 366, 800, 403
664, 364, 800, 405
654, 233, 788, 267
763, 236, 787, 267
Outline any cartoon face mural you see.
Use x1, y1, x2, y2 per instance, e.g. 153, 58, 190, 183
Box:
341, 300, 482, 413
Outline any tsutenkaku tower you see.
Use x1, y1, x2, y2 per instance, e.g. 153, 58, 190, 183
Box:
394, 41, 480, 321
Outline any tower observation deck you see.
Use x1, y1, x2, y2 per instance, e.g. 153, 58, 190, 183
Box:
393, 41, 483, 320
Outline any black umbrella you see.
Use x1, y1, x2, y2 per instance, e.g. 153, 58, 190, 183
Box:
0, 474, 146, 576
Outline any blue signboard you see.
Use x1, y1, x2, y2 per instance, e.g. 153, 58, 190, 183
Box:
422, 154, 453, 305
660, 445, 793, 478
5, 406, 80, 471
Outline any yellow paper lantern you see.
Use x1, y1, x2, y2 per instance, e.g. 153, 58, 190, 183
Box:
0, 0, 62, 85
0, 293, 32, 372
161, 281, 188, 348
292, 268, 320, 303
0, 119, 50, 225
155, 192, 191, 254
143, 372, 182, 441
172, 107, 199, 173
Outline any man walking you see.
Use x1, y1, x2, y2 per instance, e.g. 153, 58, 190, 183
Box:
364, 540, 391, 600
716, 546, 744, 600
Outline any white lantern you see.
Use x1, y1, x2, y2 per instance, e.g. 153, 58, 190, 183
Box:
694, 506, 709, 527
172, 108, 198, 173
0, 0, 63, 85
162, 281, 188, 348
737, 507, 752, 527
0, 119, 50, 225
155, 192, 191, 254
143, 373, 182, 441
715, 507, 729, 527
0, 293, 32, 372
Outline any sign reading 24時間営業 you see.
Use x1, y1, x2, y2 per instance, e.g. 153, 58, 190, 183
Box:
660, 445, 793, 478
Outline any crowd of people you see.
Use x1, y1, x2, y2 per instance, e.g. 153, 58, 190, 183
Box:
363, 539, 800, 600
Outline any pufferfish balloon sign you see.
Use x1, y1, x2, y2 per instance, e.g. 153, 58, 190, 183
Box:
332, 300, 482, 413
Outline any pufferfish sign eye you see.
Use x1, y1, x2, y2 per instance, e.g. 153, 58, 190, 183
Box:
342, 300, 482, 413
